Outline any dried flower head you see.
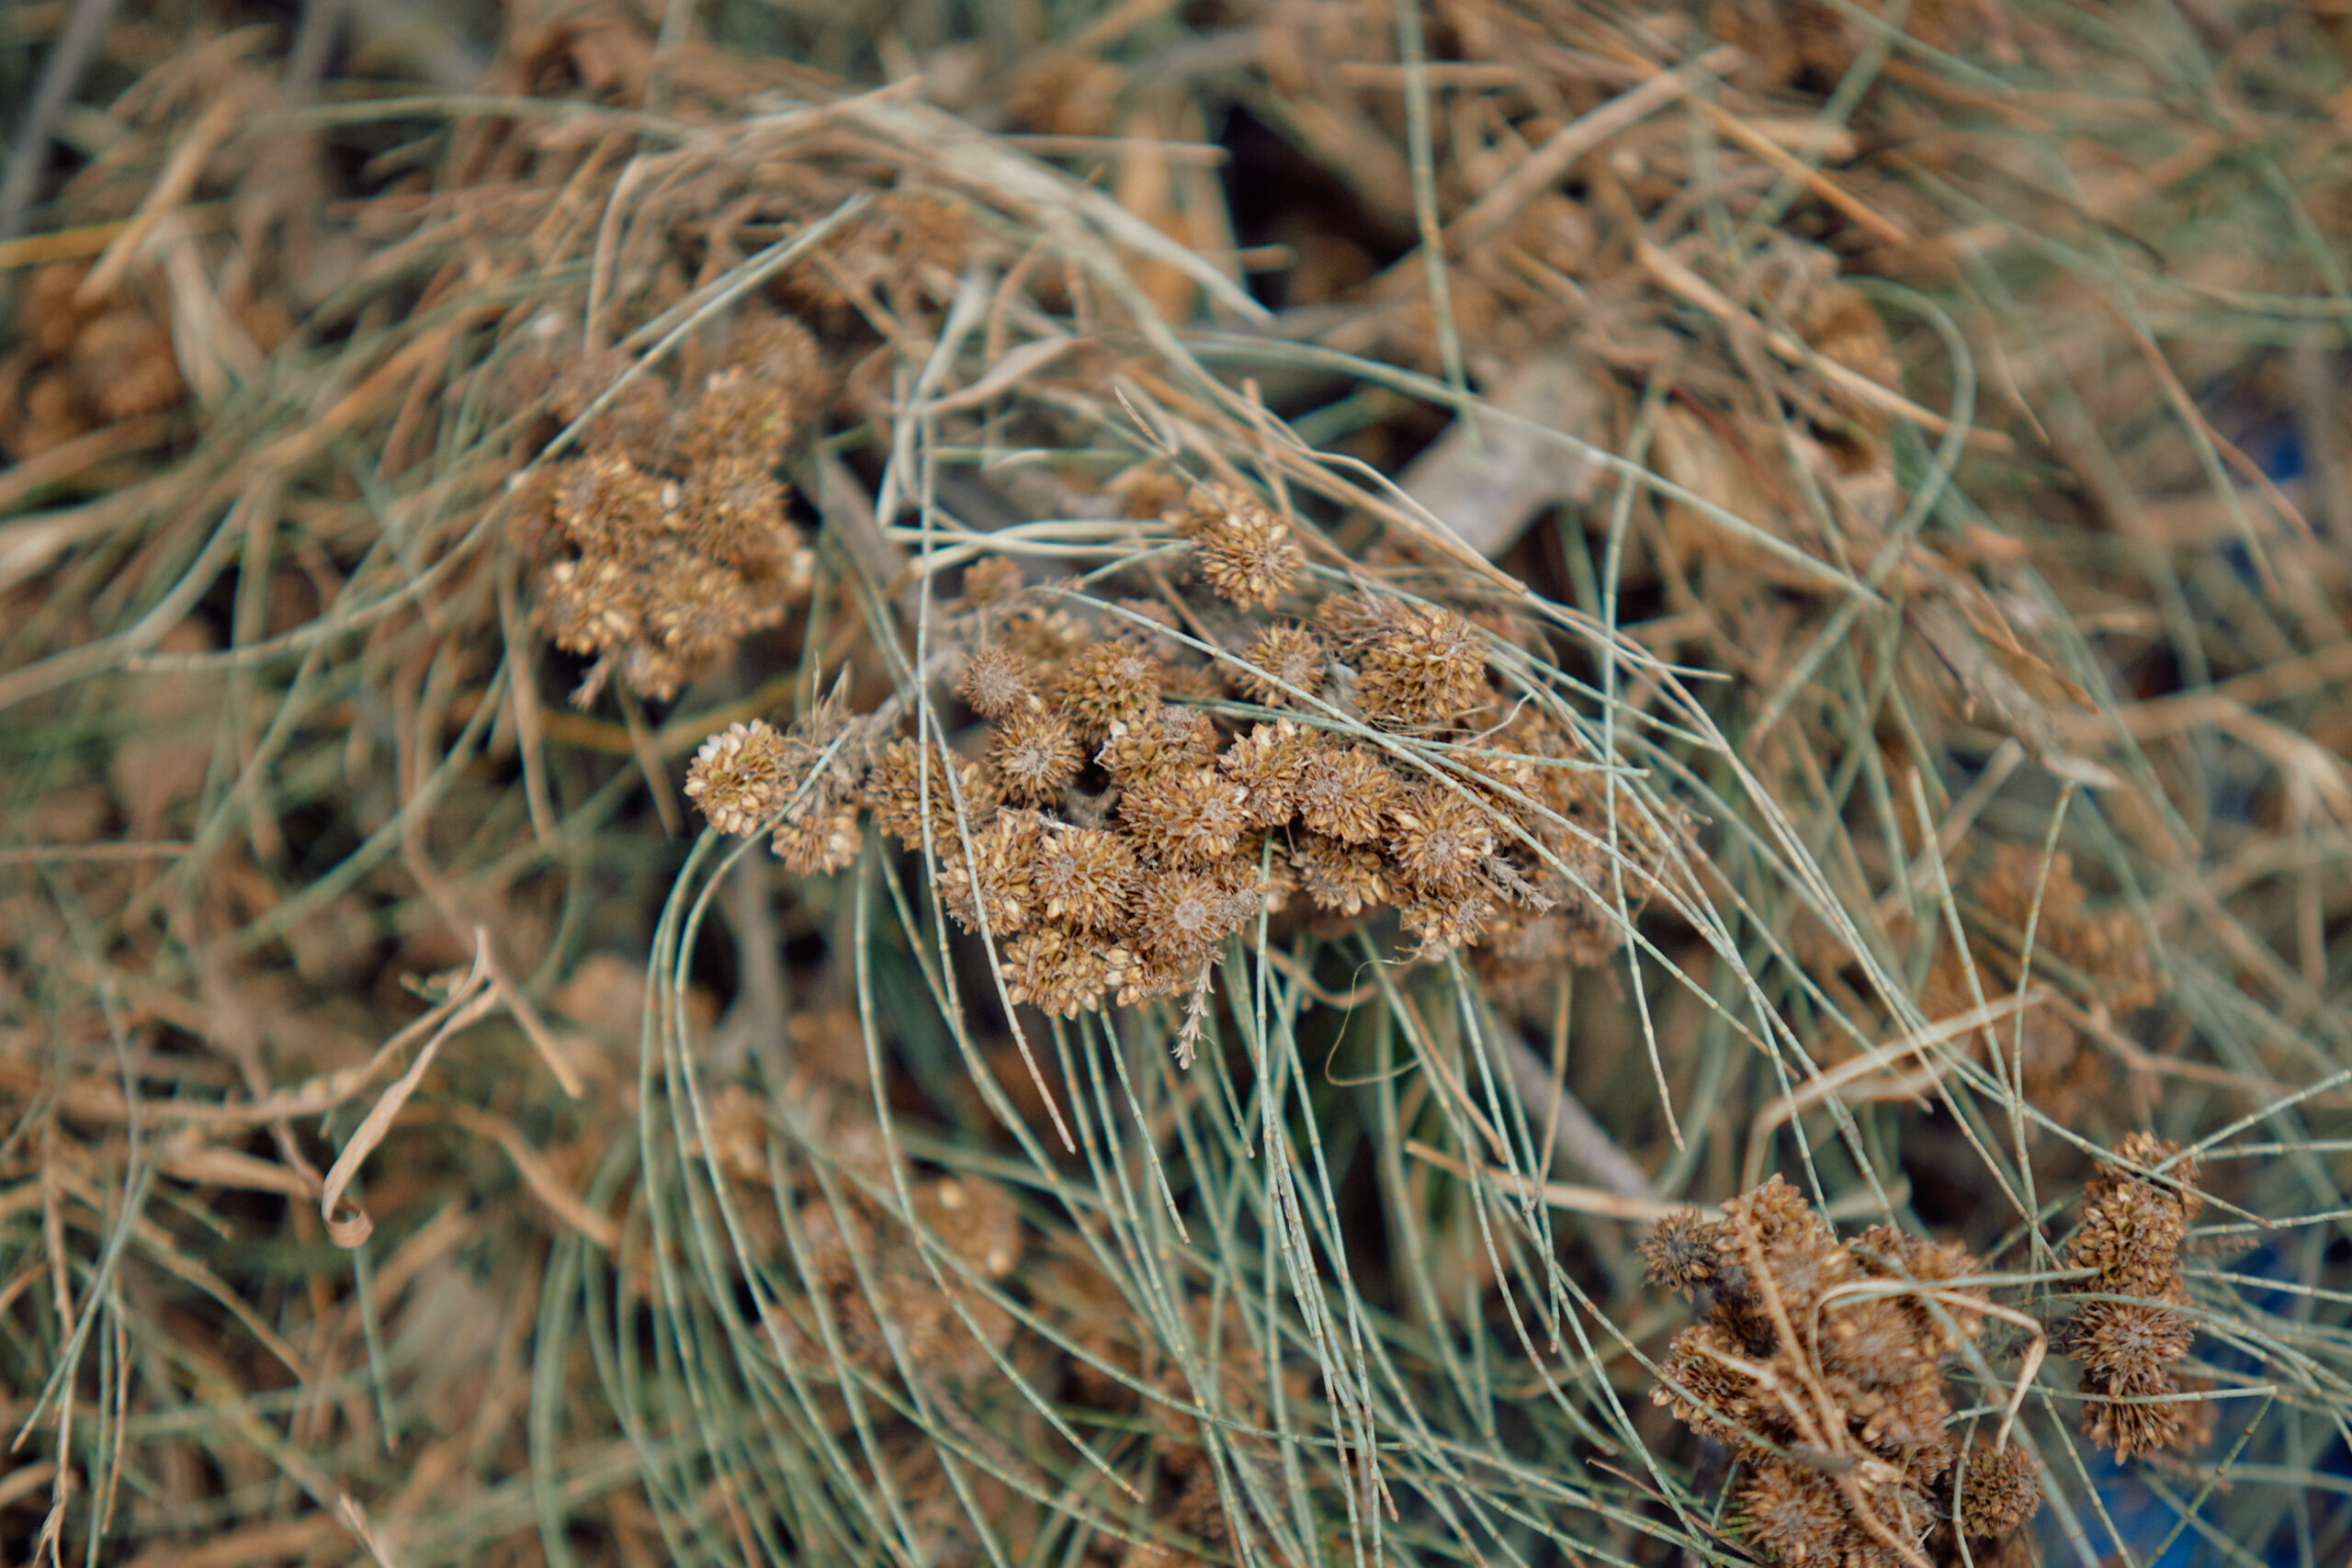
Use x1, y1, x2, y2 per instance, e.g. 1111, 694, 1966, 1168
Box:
553, 449, 668, 553
538, 555, 646, 656
2059, 1133, 2203, 1460
1738, 1462, 1876, 1568
1032, 825, 1136, 931
1096, 704, 1215, 781
936, 809, 1045, 936
1130, 863, 1258, 964
1386, 785, 1498, 896
865, 738, 998, 851
1055, 637, 1166, 738
2066, 1300, 2194, 1389
1182, 487, 1305, 608
1119, 767, 1249, 867
1641, 1211, 1724, 1298
681, 451, 791, 570
1003, 926, 1110, 1018
1353, 600, 1489, 729
1235, 623, 1328, 707
1951, 1438, 2041, 1540
1103, 943, 1188, 1007
683, 367, 796, 471
989, 707, 1083, 807
1649, 1174, 1999, 1554
773, 804, 861, 875
1295, 743, 1402, 845
634, 548, 787, 698
1218, 721, 1315, 826
959, 555, 1026, 605
686, 722, 793, 834
959, 646, 1035, 718
1398, 886, 1496, 955
1290, 834, 1386, 916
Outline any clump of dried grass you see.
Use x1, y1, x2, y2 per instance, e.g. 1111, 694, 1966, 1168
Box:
4, 1, 2352, 1565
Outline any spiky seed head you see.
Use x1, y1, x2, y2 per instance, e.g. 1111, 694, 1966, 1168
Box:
988, 707, 1083, 807
1127, 863, 1258, 964
1641, 1211, 1724, 1298
1118, 767, 1249, 867
864, 738, 998, 851
1003, 926, 1110, 1018
1032, 825, 1136, 931
1236, 623, 1328, 706
1295, 743, 1401, 845
935, 809, 1045, 936
959, 646, 1035, 718
685, 722, 792, 835
1736, 1461, 1857, 1568
959, 555, 1025, 604
1386, 785, 1497, 896
1185, 489, 1305, 608
1054, 637, 1165, 738
772, 804, 860, 875
1096, 704, 1215, 781
1290, 834, 1385, 916
1398, 887, 1496, 956
681, 451, 789, 570
1951, 1439, 2041, 1540
1218, 720, 1314, 826
1353, 600, 1489, 729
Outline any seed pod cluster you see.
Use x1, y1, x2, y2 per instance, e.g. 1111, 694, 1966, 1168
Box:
1645, 1177, 2032, 1567
686, 492, 1687, 1046
2057, 1132, 2206, 1460
520, 312, 823, 704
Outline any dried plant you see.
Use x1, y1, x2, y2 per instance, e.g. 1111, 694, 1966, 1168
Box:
8, 3, 2352, 1566
2056, 1134, 2208, 1461
1646, 1177, 2029, 1568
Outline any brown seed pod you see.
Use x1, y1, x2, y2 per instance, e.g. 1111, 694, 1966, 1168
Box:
1641, 1211, 1724, 1298
685, 721, 792, 835
1054, 637, 1166, 738
1398, 886, 1496, 955
1386, 784, 1498, 897
1002, 926, 1111, 1018
1353, 600, 1489, 729
1218, 720, 1315, 827
1234, 623, 1328, 707
1118, 767, 1249, 867
959, 646, 1035, 719
1129, 863, 1257, 965
936, 809, 1046, 936
1032, 824, 1136, 931
1182, 487, 1305, 608
1951, 1438, 2041, 1540
1289, 833, 1386, 916
680, 452, 791, 570
773, 804, 861, 875
988, 708, 1083, 807
1294, 743, 1402, 845
1096, 704, 1215, 782
864, 738, 1000, 852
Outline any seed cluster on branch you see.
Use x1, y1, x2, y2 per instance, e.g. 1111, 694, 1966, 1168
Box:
1645, 1177, 2037, 1566
2056, 1133, 2206, 1461
516, 313, 824, 704
683, 486, 1689, 1055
